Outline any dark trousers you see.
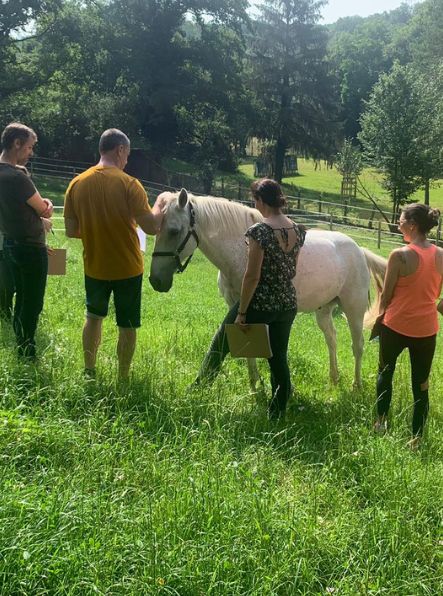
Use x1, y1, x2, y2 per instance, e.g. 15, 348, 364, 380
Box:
0, 250, 15, 321
3, 243, 48, 358
198, 302, 296, 416
377, 324, 436, 436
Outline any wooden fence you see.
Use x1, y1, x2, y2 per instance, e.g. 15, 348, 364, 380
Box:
31, 157, 441, 248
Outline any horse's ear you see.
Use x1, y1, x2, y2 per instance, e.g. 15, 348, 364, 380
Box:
178, 188, 188, 209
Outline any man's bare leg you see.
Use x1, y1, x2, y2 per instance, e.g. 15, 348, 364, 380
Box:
117, 327, 136, 379
83, 316, 103, 373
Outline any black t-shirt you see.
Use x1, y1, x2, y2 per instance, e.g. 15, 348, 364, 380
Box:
0, 163, 45, 245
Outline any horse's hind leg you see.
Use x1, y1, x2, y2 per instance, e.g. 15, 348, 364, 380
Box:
339, 293, 366, 389
315, 302, 339, 384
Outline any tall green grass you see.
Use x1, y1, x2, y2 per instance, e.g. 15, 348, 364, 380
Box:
0, 183, 442, 594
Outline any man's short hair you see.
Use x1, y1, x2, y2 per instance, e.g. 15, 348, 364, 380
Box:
99, 129, 130, 154
1, 122, 37, 150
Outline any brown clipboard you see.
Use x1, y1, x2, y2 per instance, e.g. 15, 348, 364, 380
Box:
48, 248, 67, 275
225, 323, 273, 358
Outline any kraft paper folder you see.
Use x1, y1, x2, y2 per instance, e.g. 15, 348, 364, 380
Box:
48, 248, 67, 275
225, 324, 272, 358
137, 227, 146, 252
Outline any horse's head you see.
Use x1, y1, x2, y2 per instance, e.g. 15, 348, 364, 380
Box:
149, 188, 199, 292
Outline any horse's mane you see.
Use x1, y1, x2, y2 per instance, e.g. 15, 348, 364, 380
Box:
188, 194, 262, 237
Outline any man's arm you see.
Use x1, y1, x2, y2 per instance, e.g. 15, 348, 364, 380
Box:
65, 217, 81, 238
135, 204, 163, 235
27, 192, 53, 218
130, 180, 166, 235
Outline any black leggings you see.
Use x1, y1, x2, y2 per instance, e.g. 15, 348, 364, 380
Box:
377, 324, 436, 436
197, 302, 296, 416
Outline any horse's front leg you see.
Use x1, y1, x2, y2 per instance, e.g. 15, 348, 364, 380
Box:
196, 322, 230, 385
315, 303, 339, 384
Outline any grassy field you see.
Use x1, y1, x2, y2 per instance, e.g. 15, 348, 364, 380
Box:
1, 180, 442, 594
238, 158, 443, 215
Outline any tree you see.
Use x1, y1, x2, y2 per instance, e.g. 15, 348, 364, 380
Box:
412, 64, 443, 205
249, 0, 339, 183
0, 0, 252, 168
335, 138, 363, 179
328, 7, 415, 140
402, 0, 443, 71
358, 62, 443, 220
106, 0, 250, 161
0, 1, 61, 103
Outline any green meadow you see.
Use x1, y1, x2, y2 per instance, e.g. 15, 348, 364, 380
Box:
238, 159, 443, 214
0, 179, 442, 595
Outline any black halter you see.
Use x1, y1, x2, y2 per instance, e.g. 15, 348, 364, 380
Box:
151, 201, 199, 273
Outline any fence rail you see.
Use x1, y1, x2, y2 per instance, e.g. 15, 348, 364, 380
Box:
32, 157, 439, 248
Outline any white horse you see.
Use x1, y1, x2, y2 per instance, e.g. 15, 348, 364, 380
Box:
149, 189, 387, 387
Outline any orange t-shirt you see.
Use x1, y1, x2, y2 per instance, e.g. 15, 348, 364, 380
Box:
384, 244, 442, 337
64, 166, 151, 280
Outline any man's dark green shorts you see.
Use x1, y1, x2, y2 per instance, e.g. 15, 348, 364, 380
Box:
85, 274, 143, 328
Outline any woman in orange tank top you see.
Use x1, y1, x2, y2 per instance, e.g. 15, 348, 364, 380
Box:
375, 203, 443, 449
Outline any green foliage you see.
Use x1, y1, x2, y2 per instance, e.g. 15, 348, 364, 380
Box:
0, 0, 61, 40
328, 8, 415, 139
401, 0, 443, 71
0, 1, 62, 103
1, 0, 443, 189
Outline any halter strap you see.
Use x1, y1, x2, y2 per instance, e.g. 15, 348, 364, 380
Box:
151, 201, 199, 273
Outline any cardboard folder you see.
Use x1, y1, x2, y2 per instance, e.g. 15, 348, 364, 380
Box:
225, 323, 272, 358
48, 248, 67, 275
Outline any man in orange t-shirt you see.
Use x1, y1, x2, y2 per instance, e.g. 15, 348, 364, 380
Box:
64, 128, 163, 379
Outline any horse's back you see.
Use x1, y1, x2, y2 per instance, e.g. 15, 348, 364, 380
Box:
295, 230, 368, 312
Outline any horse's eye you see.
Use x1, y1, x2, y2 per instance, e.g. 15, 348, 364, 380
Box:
168, 227, 180, 237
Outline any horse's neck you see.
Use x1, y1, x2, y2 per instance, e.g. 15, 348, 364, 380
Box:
198, 229, 245, 276
193, 200, 251, 278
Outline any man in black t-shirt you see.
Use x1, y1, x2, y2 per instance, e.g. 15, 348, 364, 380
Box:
0, 123, 53, 359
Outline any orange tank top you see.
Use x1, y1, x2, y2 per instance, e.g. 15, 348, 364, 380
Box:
384, 244, 442, 337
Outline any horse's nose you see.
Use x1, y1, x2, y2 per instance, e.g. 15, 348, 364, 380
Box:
149, 275, 172, 292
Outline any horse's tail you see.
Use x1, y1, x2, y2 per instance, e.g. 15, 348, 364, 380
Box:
362, 248, 387, 328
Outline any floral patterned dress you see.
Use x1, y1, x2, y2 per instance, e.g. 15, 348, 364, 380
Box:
245, 222, 306, 312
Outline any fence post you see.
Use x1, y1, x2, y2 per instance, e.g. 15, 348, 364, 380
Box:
329, 214, 333, 231
377, 220, 381, 249
318, 195, 322, 213
297, 197, 301, 210
238, 182, 242, 201
437, 218, 442, 247
221, 178, 225, 196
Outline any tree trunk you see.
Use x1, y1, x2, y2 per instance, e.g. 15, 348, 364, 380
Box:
274, 138, 286, 184
424, 178, 430, 205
